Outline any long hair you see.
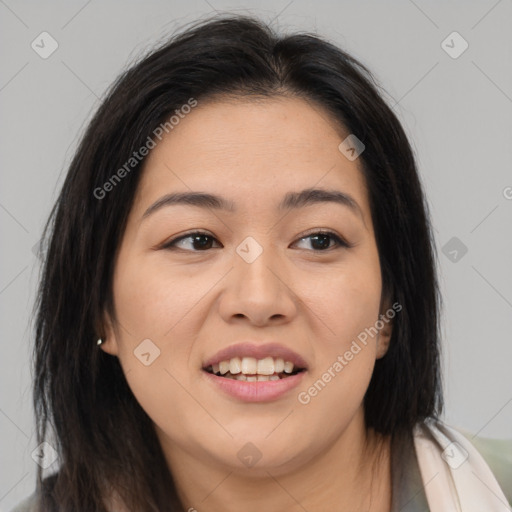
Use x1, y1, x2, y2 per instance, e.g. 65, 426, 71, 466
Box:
33, 13, 442, 511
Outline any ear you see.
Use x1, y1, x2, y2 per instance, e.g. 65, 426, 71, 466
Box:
376, 316, 392, 359
376, 297, 394, 359
98, 310, 120, 357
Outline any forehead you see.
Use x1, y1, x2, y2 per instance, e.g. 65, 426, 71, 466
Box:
134, 97, 369, 217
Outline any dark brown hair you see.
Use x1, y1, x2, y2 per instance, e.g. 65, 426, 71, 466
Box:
33, 13, 442, 511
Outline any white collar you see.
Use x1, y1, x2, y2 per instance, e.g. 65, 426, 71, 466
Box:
413, 419, 509, 511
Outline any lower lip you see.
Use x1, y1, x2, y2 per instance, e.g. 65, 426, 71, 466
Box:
202, 370, 307, 403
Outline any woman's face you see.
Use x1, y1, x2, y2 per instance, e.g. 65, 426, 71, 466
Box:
101, 96, 391, 474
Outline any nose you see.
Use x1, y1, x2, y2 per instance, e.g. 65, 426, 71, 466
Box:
217, 241, 298, 327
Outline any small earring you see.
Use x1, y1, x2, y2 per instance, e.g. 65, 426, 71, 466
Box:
97, 338, 104, 346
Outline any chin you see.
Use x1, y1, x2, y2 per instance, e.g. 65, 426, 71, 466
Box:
202, 432, 316, 475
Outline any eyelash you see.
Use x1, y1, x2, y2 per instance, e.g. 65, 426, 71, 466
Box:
161, 229, 352, 252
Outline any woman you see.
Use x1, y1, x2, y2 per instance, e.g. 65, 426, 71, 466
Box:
11, 14, 510, 512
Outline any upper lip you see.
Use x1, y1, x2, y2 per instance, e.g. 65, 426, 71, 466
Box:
202, 342, 308, 370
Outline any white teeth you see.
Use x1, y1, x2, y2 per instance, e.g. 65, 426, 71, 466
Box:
283, 361, 294, 374
257, 375, 270, 381
236, 373, 247, 381
274, 358, 284, 373
229, 357, 242, 375
257, 357, 275, 375
219, 360, 230, 375
241, 357, 257, 374
246, 375, 257, 382
210, 356, 301, 377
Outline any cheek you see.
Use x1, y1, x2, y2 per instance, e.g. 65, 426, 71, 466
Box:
295, 277, 381, 440
112, 252, 211, 341
306, 250, 382, 354
294, 351, 375, 453
110, 253, 217, 431
296, 249, 382, 415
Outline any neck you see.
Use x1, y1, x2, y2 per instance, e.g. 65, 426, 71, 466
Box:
157, 410, 392, 512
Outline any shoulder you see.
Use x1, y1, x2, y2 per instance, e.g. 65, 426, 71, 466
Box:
9, 491, 38, 512
416, 420, 512, 506
9, 471, 61, 512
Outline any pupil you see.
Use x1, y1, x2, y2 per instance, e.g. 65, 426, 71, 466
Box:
193, 235, 212, 250
311, 234, 330, 250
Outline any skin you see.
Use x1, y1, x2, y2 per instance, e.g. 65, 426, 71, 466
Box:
101, 96, 393, 512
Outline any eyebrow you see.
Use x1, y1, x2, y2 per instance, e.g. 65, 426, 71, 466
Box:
141, 187, 363, 220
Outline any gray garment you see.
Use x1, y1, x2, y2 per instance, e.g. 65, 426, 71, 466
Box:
390, 430, 430, 511
9, 428, 511, 512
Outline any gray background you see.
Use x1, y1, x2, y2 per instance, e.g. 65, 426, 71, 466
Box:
1, 0, 511, 509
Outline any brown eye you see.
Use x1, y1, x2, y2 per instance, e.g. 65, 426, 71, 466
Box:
294, 231, 351, 251
162, 232, 222, 251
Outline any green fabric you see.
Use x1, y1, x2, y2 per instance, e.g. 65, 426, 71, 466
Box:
459, 429, 512, 506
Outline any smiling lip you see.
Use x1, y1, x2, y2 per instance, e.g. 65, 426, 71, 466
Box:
202, 342, 308, 370
202, 369, 306, 402
202, 342, 308, 403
